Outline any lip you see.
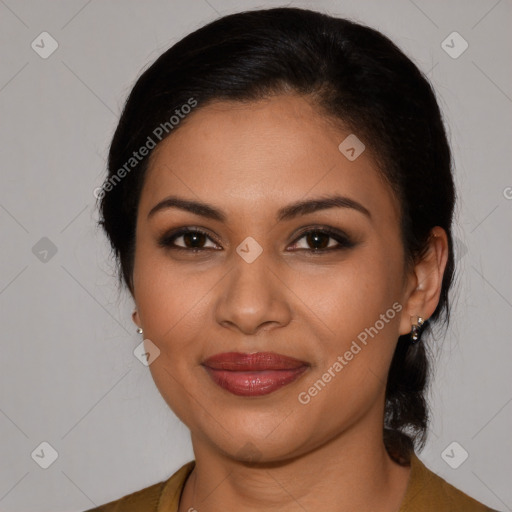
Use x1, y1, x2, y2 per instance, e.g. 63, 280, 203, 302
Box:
202, 352, 310, 397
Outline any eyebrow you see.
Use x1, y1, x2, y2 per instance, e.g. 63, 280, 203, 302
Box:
147, 194, 371, 222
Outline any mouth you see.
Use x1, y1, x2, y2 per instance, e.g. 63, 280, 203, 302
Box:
201, 352, 310, 397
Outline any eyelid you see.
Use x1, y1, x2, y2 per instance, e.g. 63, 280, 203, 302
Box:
157, 226, 221, 250
288, 225, 355, 251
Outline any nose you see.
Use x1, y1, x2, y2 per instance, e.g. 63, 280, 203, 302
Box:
214, 250, 292, 335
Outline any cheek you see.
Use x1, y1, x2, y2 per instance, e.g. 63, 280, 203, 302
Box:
133, 254, 218, 424
303, 250, 402, 333
292, 262, 402, 428
297, 249, 404, 391
132, 233, 217, 337
136, 268, 217, 348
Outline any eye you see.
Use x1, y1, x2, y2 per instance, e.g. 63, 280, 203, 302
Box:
157, 228, 220, 252
157, 226, 355, 254
288, 227, 355, 253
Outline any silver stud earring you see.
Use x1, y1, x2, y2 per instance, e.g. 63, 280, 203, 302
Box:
136, 327, 143, 335
410, 316, 425, 344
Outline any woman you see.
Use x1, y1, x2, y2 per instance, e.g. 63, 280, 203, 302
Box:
87, 7, 499, 512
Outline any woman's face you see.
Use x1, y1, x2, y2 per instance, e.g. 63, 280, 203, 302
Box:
132, 94, 416, 462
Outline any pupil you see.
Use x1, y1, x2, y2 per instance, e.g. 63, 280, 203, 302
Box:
307, 232, 328, 250
185, 232, 205, 248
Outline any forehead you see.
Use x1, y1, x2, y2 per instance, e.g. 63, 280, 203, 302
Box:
140, 94, 399, 224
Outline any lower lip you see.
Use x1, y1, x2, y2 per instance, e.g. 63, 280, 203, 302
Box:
203, 366, 309, 396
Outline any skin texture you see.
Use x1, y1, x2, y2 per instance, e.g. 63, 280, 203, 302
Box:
131, 94, 449, 512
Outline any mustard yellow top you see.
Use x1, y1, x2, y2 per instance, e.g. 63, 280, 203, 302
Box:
85, 453, 499, 511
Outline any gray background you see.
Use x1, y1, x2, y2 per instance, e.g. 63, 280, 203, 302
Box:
0, 0, 511, 510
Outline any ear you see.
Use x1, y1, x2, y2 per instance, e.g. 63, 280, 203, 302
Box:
132, 309, 141, 329
399, 226, 450, 336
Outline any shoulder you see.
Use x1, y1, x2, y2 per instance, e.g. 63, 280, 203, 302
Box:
82, 461, 195, 512
399, 452, 500, 512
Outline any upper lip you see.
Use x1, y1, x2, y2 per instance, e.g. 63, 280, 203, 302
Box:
202, 352, 309, 371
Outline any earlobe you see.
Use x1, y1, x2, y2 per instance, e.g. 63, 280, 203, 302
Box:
132, 309, 141, 328
399, 226, 449, 336
410, 315, 425, 343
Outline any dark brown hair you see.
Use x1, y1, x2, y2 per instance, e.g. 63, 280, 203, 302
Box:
97, 7, 456, 464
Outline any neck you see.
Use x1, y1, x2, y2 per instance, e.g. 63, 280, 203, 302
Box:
178, 410, 411, 512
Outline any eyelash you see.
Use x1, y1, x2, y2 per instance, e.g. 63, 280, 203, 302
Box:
157, 226, 356, 254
